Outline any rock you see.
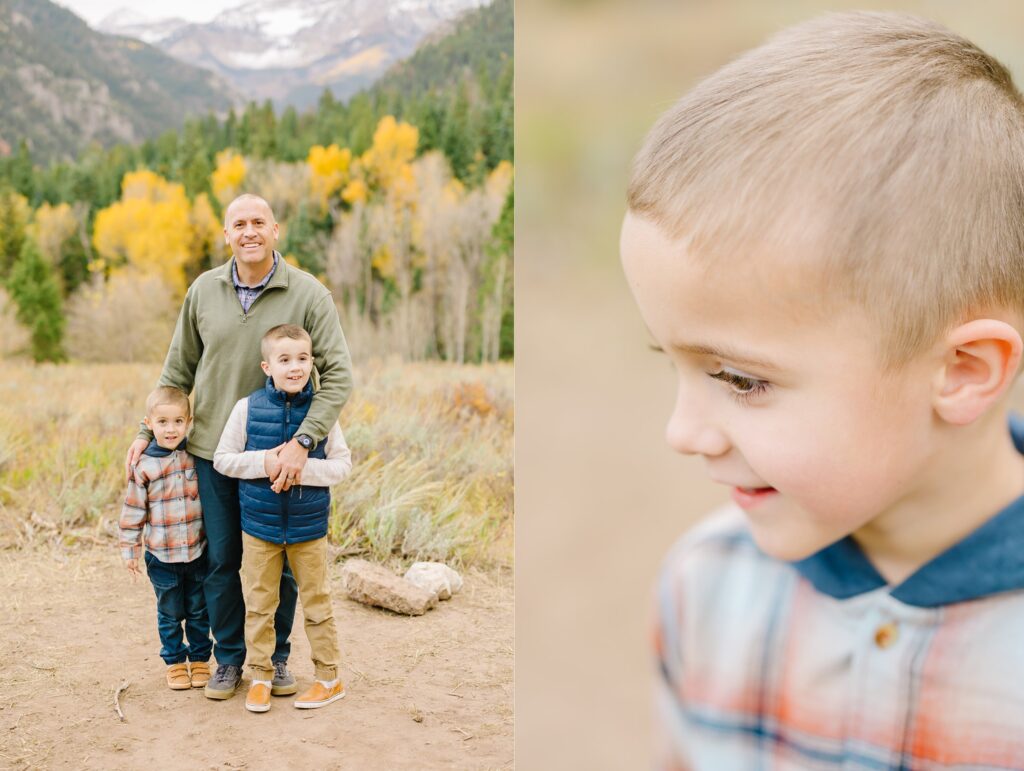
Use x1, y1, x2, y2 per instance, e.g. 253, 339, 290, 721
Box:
340, 559, 438, 616
403, 561, 463, 601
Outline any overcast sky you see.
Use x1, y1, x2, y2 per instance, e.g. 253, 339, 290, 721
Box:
55, 0, 237, 26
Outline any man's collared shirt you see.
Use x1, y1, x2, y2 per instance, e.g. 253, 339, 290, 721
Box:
654, 418, 1024, 770
232, 251, 279, 313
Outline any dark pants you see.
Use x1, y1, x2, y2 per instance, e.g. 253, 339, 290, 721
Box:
144, 551, 213, 665
194, 456, 297, 667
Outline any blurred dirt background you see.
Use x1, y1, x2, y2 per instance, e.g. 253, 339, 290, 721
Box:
515, 1, 1024, 768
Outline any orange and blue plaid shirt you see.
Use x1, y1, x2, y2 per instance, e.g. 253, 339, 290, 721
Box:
119, 439, 205, 563
655, 424, 1024, 770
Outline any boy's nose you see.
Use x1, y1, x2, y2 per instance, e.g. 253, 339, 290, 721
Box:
665, 382, 730, 458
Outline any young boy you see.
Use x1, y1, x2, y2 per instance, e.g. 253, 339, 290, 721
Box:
621, 12, 1024, 769
120, 386, 212, 690
214, 323, 352, 713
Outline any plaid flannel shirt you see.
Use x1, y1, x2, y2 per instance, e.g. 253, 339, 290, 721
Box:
655, 420, 1024, 770
119, 440, 205, 563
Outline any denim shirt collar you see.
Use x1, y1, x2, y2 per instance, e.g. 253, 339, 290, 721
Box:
792, 414, 1024, 607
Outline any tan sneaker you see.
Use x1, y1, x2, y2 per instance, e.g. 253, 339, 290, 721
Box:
294, 680, 346, 709
166, 663, 191, 690
245, 681, 272, 713
189, 661, 211, 689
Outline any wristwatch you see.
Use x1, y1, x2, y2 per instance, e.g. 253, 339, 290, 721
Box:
295, 434, 314, 450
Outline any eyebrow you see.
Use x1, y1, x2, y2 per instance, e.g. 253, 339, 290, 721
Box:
655, 341, 782, 373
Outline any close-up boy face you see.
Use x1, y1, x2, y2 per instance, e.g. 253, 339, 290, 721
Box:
261, 335, 313, 394
620, 211, 945, 561
145, 403, 190, 450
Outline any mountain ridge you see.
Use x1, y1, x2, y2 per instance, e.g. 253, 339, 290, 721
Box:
98, 0, 485, 110
0, 0, 237, 162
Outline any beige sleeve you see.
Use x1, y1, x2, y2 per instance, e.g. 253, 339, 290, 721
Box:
299, 423, 353, 487
212, 399, 268, 479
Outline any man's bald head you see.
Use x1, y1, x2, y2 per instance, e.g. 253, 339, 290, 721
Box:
223, 194, 276, 228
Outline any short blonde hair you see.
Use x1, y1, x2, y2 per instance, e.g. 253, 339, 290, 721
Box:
145, 386, 190, 418
627, 12, 1024, 367
261, 323, 312, 360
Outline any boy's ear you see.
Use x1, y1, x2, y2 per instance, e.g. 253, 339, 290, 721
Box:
260, 360, 271, 376
143, 416, 152, 430
933, 319, 1022, 425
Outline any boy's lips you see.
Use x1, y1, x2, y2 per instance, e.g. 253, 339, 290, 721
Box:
730, 485, 778, 509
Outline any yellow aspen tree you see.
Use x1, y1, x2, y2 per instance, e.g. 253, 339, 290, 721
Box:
360, 115, 419, 194
92, 170, 193, 294
211, 150, 247, 206
189, 193, 229, 272
341, 178, 368, 205
307, 144, 352, 211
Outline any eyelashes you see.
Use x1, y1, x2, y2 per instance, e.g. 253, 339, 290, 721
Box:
648, 344, 772, 403
708, 369, 771, 402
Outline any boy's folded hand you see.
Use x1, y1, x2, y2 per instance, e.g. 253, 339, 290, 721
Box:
265, 444, 285, 480
125, 558, 141, 582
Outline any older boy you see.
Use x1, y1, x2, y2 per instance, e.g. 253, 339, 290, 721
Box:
621, 12, 1024, 769
214, 324, 352, 713
120, 386, 212, 690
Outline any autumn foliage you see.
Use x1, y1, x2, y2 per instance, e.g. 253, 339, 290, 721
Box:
2, 113, 512, 364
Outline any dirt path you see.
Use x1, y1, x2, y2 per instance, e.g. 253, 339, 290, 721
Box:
0, 545, 512, 770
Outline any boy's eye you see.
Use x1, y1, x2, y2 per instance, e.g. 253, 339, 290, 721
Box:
708, 368, 770, 398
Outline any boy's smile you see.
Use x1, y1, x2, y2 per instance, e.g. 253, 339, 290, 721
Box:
262, 336, 313, 395
620, 211, 947, 563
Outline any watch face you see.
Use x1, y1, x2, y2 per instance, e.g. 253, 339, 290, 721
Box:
298, 435, 312, 448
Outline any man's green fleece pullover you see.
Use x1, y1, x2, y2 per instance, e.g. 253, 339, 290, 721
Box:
138, 256, 353, 460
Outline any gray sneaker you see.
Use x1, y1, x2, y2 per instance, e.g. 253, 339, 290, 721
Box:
271, 661, 298, 696
204, 664, 242, 700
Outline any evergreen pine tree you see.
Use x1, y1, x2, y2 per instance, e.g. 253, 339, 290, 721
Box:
7, 238, 65, 362
0, 191, 28, 279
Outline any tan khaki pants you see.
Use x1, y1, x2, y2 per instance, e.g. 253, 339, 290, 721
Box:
240, 532, 340, 681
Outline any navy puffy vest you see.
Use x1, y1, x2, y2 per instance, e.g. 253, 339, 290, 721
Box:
238, 377, 330, 544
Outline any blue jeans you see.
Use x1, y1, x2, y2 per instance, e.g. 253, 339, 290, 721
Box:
144, 551, 213, 665
194, 457, 297, 667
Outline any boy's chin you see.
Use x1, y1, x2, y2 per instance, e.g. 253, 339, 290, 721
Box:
746, 521, 841, 563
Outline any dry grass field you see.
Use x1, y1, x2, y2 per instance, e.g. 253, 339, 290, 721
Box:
0, 360, 513, 567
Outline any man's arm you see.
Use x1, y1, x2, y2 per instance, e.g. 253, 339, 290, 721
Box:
299, 292, 353, 440
126, 287, 204, 477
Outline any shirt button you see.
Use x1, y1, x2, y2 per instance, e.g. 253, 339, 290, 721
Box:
874, 621, 899, 649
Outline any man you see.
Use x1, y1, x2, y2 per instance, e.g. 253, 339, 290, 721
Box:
125, 193, 353, 700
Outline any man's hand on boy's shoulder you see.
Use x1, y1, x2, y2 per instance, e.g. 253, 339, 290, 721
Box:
125, 558, 141, 582
124, 438, 149, 481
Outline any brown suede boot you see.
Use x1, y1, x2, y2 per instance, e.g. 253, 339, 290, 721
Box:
189, 661, 211, 689
166, 663, 191, 690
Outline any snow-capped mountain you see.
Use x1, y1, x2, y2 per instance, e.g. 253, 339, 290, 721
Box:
98, 0, 487, 108
95, 8, 190, 45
